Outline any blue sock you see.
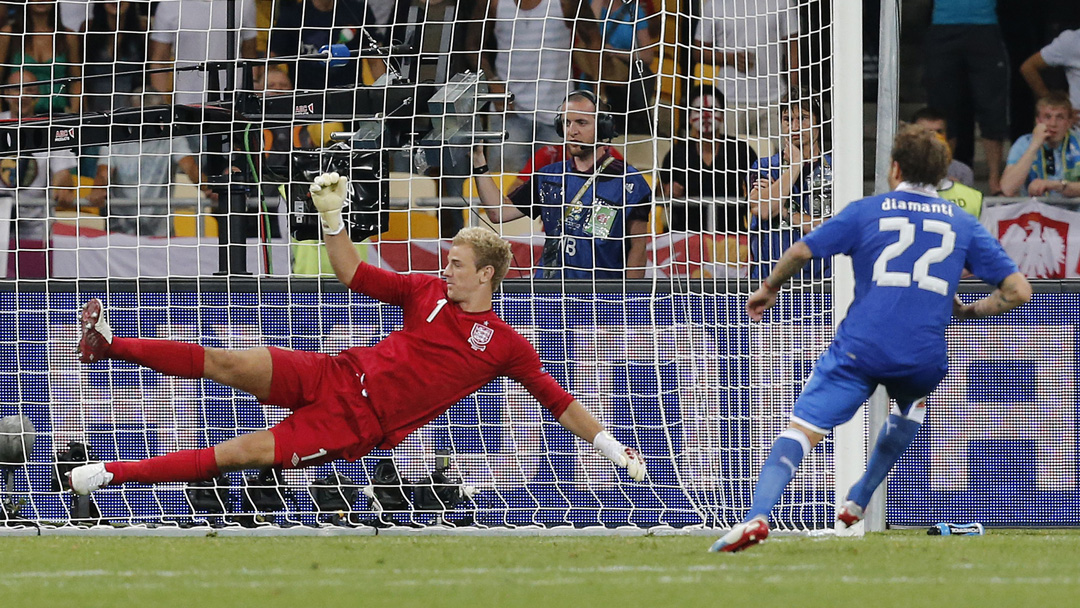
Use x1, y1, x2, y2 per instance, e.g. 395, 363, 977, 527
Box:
746, 430, 809, 521
847, 414, 921, 508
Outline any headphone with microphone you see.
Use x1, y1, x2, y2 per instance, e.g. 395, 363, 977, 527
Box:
554, 89, 619, 142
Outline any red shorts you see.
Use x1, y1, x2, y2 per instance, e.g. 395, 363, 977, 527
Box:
263, 347, 384, 469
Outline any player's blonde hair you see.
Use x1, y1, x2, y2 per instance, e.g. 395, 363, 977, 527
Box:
453, 227, 512, 290
891, 124, 949, 187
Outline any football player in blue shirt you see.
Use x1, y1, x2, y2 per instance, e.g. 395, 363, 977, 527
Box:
711, 125, 1032, 552
473, 90, 652, 279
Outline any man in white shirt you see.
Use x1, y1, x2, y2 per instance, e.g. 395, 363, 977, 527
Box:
87, 92, 209, 236
477, 0, 584, 174
149, 0, 259, 105
1020, 29, 1080, 124
0, 71, 78, 241
692, 0, 801, 136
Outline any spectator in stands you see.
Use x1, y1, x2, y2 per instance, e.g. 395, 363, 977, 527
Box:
0, 0, 82, 114
0, 70, 78, 239
148, 0, 258, 105
255, 64, 293, 96
1000, 92, 1080, 201
911, 107, 976, 188
748, 94, 831, 280
472, 0, 598, 174
78, 0, 150, 112
910, 110, 985, 219
691, 0, 800, 136
659, 85, 758, 233
504, 143, 623, 195
472, 90, 651, 278
87, 90, 211, 236
1019, 29, 1080, 123
922, 0, 1009, 195
932, 138, 984, 221
257, 66, 342, 169
366, 0, 410, 41
588, 0, 657, 134
267, 0, 375, 91
364, 0, 411, 83
258, 65, 343, 204
0, 70, 41, 121
150, 0, 258, 179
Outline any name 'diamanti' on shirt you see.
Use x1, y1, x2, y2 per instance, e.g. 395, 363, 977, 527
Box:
880, 197, 955, 216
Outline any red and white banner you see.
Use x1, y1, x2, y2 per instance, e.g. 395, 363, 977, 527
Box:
981, 198, 1080, 279
51, 222, 748, 279
649, 232, 749, 278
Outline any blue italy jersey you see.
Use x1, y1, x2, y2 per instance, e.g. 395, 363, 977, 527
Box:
749, 153, 833, 280
800, 183, 1019, 373
509, 152, 652, 279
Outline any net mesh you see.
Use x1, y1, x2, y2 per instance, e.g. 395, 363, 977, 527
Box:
0, 0, 848, 531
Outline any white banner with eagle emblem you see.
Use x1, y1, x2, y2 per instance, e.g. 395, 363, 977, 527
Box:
981, 198, 1080, 278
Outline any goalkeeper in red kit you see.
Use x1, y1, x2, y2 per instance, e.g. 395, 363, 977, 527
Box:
68, 172, 646, 495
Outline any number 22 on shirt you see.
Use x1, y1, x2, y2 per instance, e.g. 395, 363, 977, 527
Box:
872, 217, 956, 296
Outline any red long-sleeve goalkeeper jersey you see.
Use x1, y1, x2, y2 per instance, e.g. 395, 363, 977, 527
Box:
337, 262, 575, 449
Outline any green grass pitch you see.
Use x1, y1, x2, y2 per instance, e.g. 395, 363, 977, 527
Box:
2, 530, 1079, 607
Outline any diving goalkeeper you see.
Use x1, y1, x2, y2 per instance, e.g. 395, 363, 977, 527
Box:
69, 173, 646, 494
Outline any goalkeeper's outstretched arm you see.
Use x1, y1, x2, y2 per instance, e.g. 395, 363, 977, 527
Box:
558, 399, 647, 481
310, 172, 361, 286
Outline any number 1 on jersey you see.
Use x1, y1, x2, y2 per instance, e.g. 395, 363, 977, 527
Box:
426, 298, 447, 323
872, 217, 956, 295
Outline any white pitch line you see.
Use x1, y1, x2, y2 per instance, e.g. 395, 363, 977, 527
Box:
0, 563, 824, 581
2, 565, 1077, 588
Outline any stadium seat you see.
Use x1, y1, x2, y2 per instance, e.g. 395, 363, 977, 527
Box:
171, 172, 213, 237
52, 176, 107, 231
624, 138, 672, 172
650, 203, 667, 234
693, 64, 718, 88
384, 173, 442, 241
388, 172, 439, 204
173, 171, 200, 199
53, 210, 106, 231
75, 175, 95, 200
657, 0, 681, 107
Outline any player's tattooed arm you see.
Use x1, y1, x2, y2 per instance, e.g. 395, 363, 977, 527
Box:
954, 272, 1032, 320
765, 241, 814, 288
746, 242, 813, 321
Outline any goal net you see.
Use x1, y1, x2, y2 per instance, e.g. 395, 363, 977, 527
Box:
0, 0, 862, 532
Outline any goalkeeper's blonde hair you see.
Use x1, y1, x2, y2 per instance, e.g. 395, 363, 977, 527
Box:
453, 227, 512, 290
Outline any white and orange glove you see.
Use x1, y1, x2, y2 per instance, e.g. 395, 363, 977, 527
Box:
593, 430, 646, 482
309, 172, 348, 236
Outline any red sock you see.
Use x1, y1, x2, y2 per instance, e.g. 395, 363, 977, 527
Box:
105, 447, 221, 485
108, 337, 206, 379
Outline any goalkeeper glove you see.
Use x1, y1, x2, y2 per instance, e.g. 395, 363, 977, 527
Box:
309, 172, 347, 236
593, 430, 646, 482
